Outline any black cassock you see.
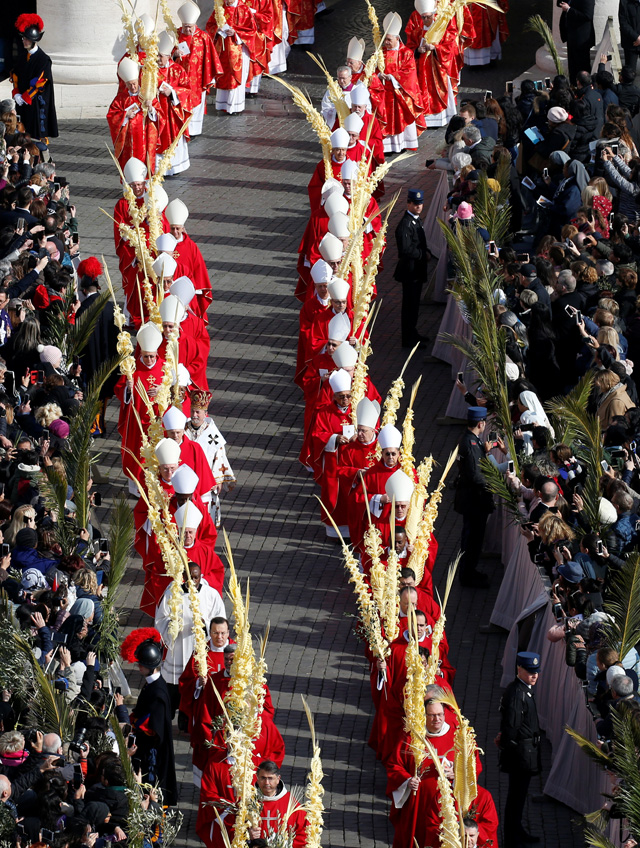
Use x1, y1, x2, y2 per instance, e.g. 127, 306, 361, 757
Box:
11, 45, 58, 139
76, 294, 120, 398
131, 675, 178, 805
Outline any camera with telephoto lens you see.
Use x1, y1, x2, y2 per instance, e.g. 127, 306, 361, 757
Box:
68, 727, 86, 755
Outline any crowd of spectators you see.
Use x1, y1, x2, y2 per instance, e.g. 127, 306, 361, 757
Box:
433, 61, 640, 835
0, 98, 161, 848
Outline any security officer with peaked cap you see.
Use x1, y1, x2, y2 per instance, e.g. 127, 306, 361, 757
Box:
498, 652, 542, 848
453, 406, 494, 588
393, 188, 432, 349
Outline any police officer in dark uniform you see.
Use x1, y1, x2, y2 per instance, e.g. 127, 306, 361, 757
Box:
453, 406, 493, 588
393, 188, 432, 349
498, 652, 542, 848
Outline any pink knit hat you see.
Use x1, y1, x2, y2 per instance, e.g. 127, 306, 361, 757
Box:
38, 344, 62, 366
455, 202, 474, 220
49, 418, 70, 438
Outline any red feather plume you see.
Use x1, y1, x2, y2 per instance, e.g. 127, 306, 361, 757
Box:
16, 14, 44, 32
120, 627, 162, 662
77, 257, 103, 280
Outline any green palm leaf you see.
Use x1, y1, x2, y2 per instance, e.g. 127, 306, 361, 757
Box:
62, 355, 121, 530
65, 289, 111, 361
13, 631, 75, 741
602, 553, 640, 660
524, 15, 566, 76
564, 725, 612, 770
95, 497, 134, 664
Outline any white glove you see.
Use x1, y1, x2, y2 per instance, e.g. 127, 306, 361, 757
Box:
14, 94, 25, 106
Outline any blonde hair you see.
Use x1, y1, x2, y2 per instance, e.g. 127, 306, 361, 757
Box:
593, 369, 621, 392
0, 731, 24, 754
538, 512, 575, 545
588, 177, 613, 201
4, 505, 36, 546
29, 173, 48, 188
72, 568, 98, 595
597, 327, 620, 350
35, 403, 63, 427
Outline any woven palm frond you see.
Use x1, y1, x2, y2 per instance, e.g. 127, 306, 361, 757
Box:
265, 75, 332, 176
307, 54, 351, 126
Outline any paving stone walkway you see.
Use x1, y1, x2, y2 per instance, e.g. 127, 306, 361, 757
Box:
52, 1, 587, 845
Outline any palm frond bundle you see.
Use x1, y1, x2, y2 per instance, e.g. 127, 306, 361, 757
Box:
524, 15, 566, 76
400, 378, 421, 476
265, 75, 332, 178
307, 54, 351, 126
403, 605, 427, 775
318, 497, 389, 659
437, 690, 479, 813
425, 558, 458, 684
301, 696, 325, 848
363, 0, 385, 72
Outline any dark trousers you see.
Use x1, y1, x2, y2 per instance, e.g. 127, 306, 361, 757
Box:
624, 47, 640, 70
567, 41, 592, 83
459, 506, 491, 577
504, 770, 532, 847
401, 279, 423, 345
166, 682, 180, 718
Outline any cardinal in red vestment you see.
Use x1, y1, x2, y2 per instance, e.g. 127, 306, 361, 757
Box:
156, 33, 197, 174
175, 2, 223, 135
377, 14, 425, 153
405, 1, 462, 127
107, 57, 162, 175
344, 37, 388, 128
206, 0, 259, 114
114, 322, 165, 494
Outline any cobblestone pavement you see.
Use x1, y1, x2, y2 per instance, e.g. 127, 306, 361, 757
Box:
54, 2, 586, 845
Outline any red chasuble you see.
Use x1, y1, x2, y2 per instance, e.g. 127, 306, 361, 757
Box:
405, 10, 462, 117
378, 44, 425, 143
106, 91, 162, 174
206, 3, 259, 90
156, 61, 196, 152
176, 27, 223, 101
114, 355, 165, 487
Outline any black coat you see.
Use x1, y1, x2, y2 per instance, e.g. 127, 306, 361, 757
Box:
130, 676, 177, 805
619, 0, 640, 50
499, 677, 542, 775
393, 211, 430, 284
453, 428, 494, 515
560, 0, 596, 50
10, 46, 58, 139
76, 293, 120, 398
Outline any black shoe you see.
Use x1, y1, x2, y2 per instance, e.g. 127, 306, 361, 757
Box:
519, 833, 540, 844
425, 158, 435, 167
459, 571, 490, 588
